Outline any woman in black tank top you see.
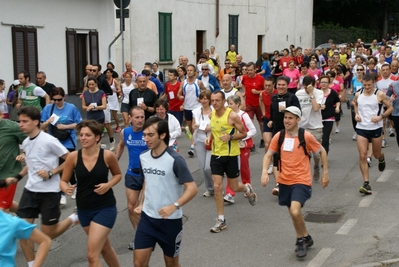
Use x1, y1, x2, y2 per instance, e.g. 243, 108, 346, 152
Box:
60, 120, 122, 267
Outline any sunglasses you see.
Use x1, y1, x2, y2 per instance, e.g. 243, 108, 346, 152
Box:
53, 98, 63, 102
356, 69, 364, 71
225, 62, 230, 64
202, 69, 209, 71
90, 69, 96, 72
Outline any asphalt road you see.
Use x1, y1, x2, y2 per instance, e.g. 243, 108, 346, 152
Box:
13, 104, 399, 267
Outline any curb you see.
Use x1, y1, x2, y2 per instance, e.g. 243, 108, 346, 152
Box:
351, 258, 399, 267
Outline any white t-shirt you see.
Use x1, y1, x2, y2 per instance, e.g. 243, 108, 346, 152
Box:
122, 83, 134, 104
192, 106, 212, 142
296, 88, 324, 129
0, 91, 7, 113
22, 131, 68, 192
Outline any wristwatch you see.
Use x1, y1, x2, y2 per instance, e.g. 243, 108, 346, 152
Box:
310, 95, 315, 99
48, 171, 53, 179
173, 202, 180, 209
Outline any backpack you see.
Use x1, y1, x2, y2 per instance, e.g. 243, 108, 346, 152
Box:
277, 128, 310, 171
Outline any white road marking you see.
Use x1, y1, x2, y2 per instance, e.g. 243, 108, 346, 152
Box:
335, 219, 358, 235
376, 170, 394, 182
307, 248, 335, 267
358, 192, 377, 207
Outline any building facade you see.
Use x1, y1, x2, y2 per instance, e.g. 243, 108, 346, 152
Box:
112, 0, 314, 76
0, 0, 115, 95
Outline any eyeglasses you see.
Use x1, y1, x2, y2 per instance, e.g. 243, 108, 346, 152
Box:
320, 81, 329, 84
225, 62, 230, 64
90, 69, 96, 72
356, 69, 364, 71
53, 98, 63, 102
202, 69, 209, 71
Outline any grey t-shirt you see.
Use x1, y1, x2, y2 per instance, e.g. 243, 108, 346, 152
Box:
83, 89, 105, 121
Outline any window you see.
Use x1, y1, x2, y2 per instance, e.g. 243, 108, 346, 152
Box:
159, 12, 172, 62
12, 27, 38, 83
89, 31, 99, 65
228, 15, 239, 51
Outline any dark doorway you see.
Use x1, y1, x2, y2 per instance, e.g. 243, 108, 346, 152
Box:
257, 35, 264, 58
196, 31, 205, 63
77, 34, 88, 92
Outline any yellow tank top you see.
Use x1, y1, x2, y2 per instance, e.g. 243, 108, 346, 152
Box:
210, 107, 240, 156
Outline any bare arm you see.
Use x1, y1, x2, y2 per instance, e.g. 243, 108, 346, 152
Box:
260, 151, 273, 187
198, 80, 207, 91
319, 147, 329, 189
94, 150, 122, 195
114, 129, 126, 160
60, 152, 77, 195
44, 94, 50, 105
177, 82, 184, 100
230, 111, 247, 140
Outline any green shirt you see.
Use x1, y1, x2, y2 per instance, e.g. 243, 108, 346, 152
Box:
0, 119, 27, 179
19, 84, 42, 110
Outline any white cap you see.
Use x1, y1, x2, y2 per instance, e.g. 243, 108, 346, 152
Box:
284, 106, 302, 117
13, 80, 20, 86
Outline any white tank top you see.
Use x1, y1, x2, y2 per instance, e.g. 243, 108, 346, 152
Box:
122, 83, 134, 104
222, 88, 237, 106
356, 89, 383, 130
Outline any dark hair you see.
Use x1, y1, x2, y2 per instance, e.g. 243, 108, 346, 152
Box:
264, 76, 274, 83
17, 106, 41, 128
0, 79, 4, 86
177, 66, 187, 75
94, 64, 102, 72
300, 62, 310, 69
87, 76, 97, 84
303, 76, 315, 87
143, 116, 170, 146
326, 70, 336, 78
319, 75, 331, 83
363, 73, 376, 82
276, 76, 290, 85
212, 90, 225, 100
51, 87, 65, 98
186, 64, 197, 71
154, 98, 169, 111
283, 48, 290, 54
129, 106, 144, 116
76, 120, 103, 143
106, 61, 115, 69
168, 69, 178, 77
152, 62, 159, 67
141, 69, 151, 77
19, 71, 30, 80
105, 68, 114, 75
246, 62, 256, 69
199, 90, 212, 100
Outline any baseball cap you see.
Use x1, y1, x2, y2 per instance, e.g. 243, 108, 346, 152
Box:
333, 49, 339, 53
284, 106, 302, 117
13, 80, 20, 86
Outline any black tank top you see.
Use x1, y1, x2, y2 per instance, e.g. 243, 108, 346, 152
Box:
75, 149, 116, 210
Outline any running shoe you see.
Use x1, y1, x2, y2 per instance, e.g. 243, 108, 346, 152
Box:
115, 126, 121, 133
367, 157, 372, 168
110, 140, 115, 151
185, 126, 192, 140
352, 133, 357, 141
382, 139, 387, 148
272, 183, 279, 196
295, 237, 307, 258
188, 147, 195, 156
389, 128, 395, 137
267, 164, 273, 175
295, 235, 314, 251
60, 195, 67, 205
128, 242, 135, 250
245, 183, 257, 206
259, 139, 265, 148
378, 157, 386, 172
335, 127, 340, 133
359, 182, 372, 195
202, 191, 214, 197
223, 193, 235, 204
210, 219, 226, 233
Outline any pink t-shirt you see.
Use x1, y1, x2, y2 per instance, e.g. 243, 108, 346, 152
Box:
283, 68, 300, 88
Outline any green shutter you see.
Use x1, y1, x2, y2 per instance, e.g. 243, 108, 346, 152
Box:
159, 12, 172, 62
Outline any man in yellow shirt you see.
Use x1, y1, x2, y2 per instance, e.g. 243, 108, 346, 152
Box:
226, 44, 237, 63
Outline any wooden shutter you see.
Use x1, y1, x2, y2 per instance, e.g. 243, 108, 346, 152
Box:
159, 12, 172, 61
66, 30, 78, 94
12, 27, 38, 82
89, 31, 99, 65
228, 15, 239, 51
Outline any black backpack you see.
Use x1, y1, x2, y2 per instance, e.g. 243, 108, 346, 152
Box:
277, 128, 310, 171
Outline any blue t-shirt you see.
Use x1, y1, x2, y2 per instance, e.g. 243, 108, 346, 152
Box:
351, 77, 364, 99
41, 102, 82, 149
0, 211, 36, 267
124, 127, 148, 176
261, 61, 271, 78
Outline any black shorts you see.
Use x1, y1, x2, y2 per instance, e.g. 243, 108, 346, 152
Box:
135, 211, 183, 258
278, 184, 312, 208
183, 109, 193, 121
210, 155, 240, 178
125, 173, 144, 190
78, 205, 117, 229
356, 127, 382, 142
16, 188, 61, 225
262, 117, 273, 133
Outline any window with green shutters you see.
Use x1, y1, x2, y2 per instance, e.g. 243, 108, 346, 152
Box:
159, 12, 172, 62
229, 15, 239, 51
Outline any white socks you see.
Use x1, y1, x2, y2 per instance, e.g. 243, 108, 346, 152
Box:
68, 213, 79, 225
28, 261, 34, 267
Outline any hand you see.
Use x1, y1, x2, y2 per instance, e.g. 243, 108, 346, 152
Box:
158, 204, 177, 219
335, 108, 340, 113
36, 169, 51, 180
251, 89, 258, 94
192, 124, 199, 131
3, 177, 18, 186
134, 205, 143, 214
178, 95, 185, 100
370, 115, 382, 123
47, 117, 55, 124
94, 183, 110, 195
16, 153, 25, 162
16, 103, 22, 109
321, 172, 329, 188
205, 136, 211, 145
139, 103, 147, 110
355, 114, 361, 122
305, 85, 314, 95
65, 184, 77, 196
267, 121, 273, 128
261, 174, 269, 187
219, 132, 230, 143
390, 95, 397, 102
57, 124, 67, 130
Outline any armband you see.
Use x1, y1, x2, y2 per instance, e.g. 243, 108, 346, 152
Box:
15, 174, 23, 181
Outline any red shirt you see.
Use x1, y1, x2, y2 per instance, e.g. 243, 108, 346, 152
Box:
242, 74, 265, 106
280, 56, 293, 71
164, 81, 183, 111
261, 89, 278, 119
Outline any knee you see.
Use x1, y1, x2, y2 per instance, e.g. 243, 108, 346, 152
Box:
213, 181, 223, 192
289, 207, 302, 219
127, 201, 138, 214
87, 250, 99, 265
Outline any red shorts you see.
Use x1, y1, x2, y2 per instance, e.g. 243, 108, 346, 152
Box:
0, 183, 17, 209
245, 105, 263, 122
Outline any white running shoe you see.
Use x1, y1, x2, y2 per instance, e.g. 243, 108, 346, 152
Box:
223, 193, 235, 204
267, 164, 273, 175
60, 195, 67, 205
110, 141, 115, 151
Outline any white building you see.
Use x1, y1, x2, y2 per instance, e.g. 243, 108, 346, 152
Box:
0, 0, 115, 95
112, 0, 314, 75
